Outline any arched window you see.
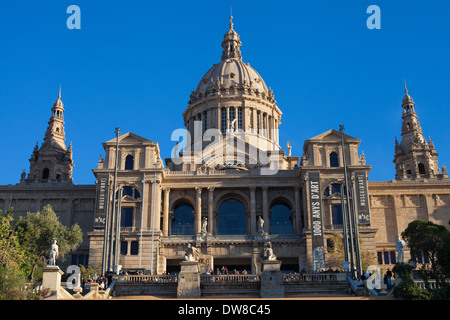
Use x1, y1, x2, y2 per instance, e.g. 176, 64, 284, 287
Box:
270, 204, 293, 234
42, 168, 50, 180
218, 200, 247, 235
418, 163, 426, 175
117, 186, 140, 199
171, 204, 194, 235
329, 152, 339, 167
125, 155, 134, 170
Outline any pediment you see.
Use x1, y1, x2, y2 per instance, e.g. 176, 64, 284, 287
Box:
307, 129, 360, 143
104, 132, 155, 146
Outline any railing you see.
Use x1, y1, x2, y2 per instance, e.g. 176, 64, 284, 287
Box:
120, 272, 348, 284
121, 274, 178, 283
283, 273, 347, 283
414, 279, 449, 290
200, 274, 260, 283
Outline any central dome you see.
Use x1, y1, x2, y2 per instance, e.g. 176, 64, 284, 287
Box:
180, 15, 282, 159
195, 59, 269, 94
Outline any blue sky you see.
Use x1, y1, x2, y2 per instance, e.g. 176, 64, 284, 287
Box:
0, 1, 449, 185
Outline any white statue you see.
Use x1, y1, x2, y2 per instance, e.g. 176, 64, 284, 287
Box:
257, 216, 265, 234
231, 119, 237, 133
201, 217, 208, 235
260, 242, 277, 261
395, 234, 406, 263
184, 243, 200, 262
48, 238, 59, 266
287, 140, 292, 157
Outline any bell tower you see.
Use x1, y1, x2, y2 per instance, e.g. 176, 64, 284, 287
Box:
393, 84, 447, 180
23, 88, 74, 184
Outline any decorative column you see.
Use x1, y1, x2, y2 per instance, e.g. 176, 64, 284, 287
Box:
250, 187, 256, 234
262, 186, 269, 233
153, 180, 161, 231
294, 186, 301, 234
195, 187, 202, 234
162, 188, 170, 236
207, 187, 215, 234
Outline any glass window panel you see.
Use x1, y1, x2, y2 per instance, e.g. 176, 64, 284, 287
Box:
331, 183, 341, 195
377, 252, 383, 265
172, 205, 194, 235
120, 241, 128, 255
270, 204, 292, 234
125, 155, 134, 170
329, 152, 339, 167
384, 251, 390, 265
121, 207, 133, 227
390, 251, 396, 264
130, 241, 139, 255
218, 200, 247, 235
332, 204, 343, 225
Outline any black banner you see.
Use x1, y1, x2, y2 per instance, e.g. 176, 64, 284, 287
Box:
308, 171, 325, 271
94, 173, 110, 228
354, 170, 371, 225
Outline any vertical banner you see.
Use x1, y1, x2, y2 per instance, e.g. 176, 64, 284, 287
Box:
94, 173, 110, 228
354, 170, 371, 225
308, 171, 325, 272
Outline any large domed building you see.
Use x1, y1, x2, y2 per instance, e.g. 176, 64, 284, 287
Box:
1, 17, 449, 286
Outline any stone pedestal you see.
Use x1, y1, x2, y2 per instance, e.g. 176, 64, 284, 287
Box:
177, 261, 201, 299
260, 260, 284, 298
42, 266, 64, 295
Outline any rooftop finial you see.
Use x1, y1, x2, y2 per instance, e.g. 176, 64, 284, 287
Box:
58, 85, 62, 99
404, 80, 408, 94
230, 8, 233, 30
221, 11, 242, 61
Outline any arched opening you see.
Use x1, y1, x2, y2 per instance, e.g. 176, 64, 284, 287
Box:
171, 202, 194, 235
270, 204, 293, 234
125, 155, 134, 170
329, 152, 339, 167
324, 183, 341, 196
418, 163, 426, 175
217, 199, 247, 235
42, 168, 50, 180
116, 186, 140, 199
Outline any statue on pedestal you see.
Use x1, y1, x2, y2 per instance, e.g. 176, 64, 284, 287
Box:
395, 234, 406, 263
260, 242, 277, 261
257, 216, 266, 235
48, 239, 59, 266
184, 243, 200, 262
201, 217, 208, 236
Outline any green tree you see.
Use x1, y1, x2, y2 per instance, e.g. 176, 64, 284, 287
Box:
436, 230, 450, 276
401, 220, 449, 282
0, 209, 27, 271
21, 204, 83, 280
0, 209, 32, 299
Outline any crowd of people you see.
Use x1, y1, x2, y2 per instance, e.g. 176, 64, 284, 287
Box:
80, 273, 110, 290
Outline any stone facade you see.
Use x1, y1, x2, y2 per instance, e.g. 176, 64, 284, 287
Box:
1, 17, 449, 277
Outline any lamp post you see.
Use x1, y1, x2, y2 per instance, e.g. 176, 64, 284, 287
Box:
339, 125, 356, 278
108, 127, 120, 273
